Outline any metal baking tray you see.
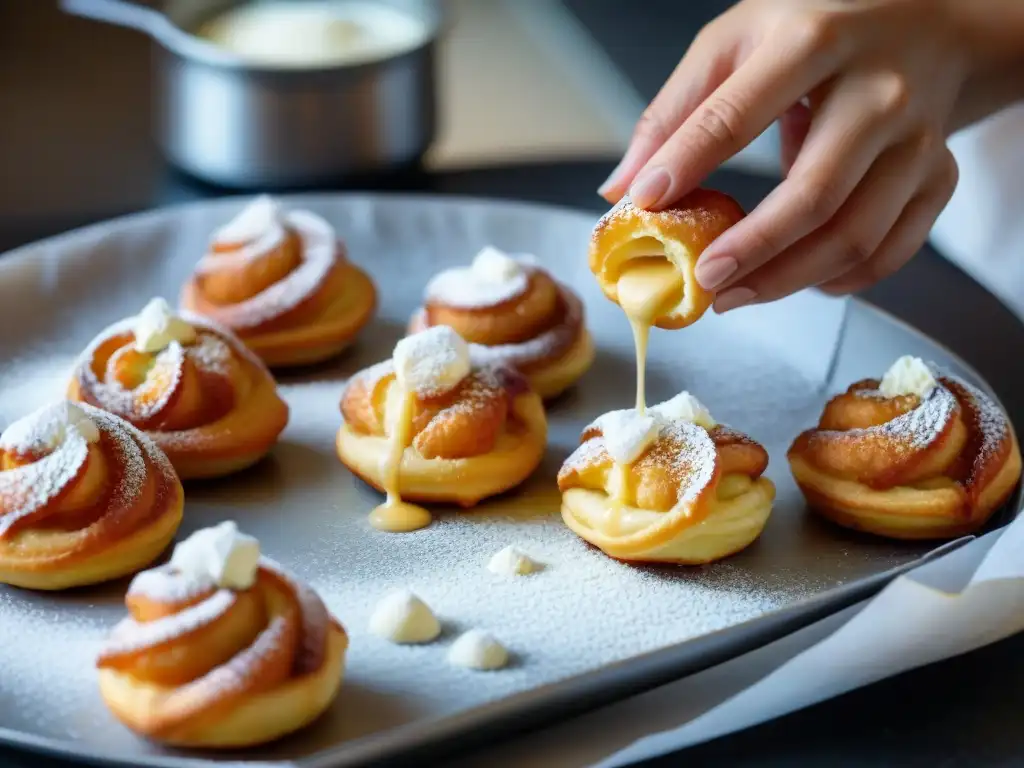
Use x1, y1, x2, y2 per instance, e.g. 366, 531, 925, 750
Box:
0, 194, 1018, 767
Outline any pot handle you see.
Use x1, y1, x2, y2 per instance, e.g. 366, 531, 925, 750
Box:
59, 0, 168, 38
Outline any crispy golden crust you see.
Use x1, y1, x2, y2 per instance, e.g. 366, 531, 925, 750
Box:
97, 563, 347, 748
788, 376, 1022, 539
589, 189, 745, 329
0, 407, 183, 590
69, 317, 289, 480
337, 363, 547, 507
181, 222, 377, 368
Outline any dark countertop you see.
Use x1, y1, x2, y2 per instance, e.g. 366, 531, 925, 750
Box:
2, 2, 1024, 768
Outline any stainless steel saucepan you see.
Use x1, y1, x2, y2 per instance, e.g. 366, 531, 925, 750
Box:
62, 0, 441, 189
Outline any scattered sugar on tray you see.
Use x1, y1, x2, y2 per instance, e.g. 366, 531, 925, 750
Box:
301, 506, 816, 708
0, 593, 111, 736
424, 246, 531, 309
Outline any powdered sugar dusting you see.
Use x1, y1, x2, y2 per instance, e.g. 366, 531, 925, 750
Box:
261, 557, 331, 674
0, 409, 90, 536
464, 286, 584, 369
561, 417, 719, 507
99, 590, 236, 658
425, 260, 531, 309
193, 209, 339, 330
127, 564, 215, 605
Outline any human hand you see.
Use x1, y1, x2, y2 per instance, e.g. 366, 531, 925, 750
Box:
600, 0, 975, 311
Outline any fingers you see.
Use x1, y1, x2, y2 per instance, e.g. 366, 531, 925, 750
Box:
627, 19, 847, 210
779, 102, 812, 176
819, 153, 959, 296
599, 22, 737, 203
712, 135, 945, 312
696, 70, 914, 293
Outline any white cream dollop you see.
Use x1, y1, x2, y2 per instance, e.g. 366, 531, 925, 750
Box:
169, 521, 261, 591
134, 298, 197, 354
879, 355, 937, 399
369, 589, 441, 644
597, 409, 662, 465
0, 401, 100, 453
448, 629, 509, 670
650, 391, 717, 429
213, 195, 282, 244
392, 326, 471, 396
471, 246, 526, 284
487, 545, 541, 576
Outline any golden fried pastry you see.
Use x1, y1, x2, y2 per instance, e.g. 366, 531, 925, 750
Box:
788, 356, 1022, 540
590, 189, 745, 411
97, 522, 347, 748
558, 392, 775, 564
180, 195, 376, 368
337, 325, 547, 531
0, 401, 183, 590
68, 298, 289, 480
408, 246, 594, 400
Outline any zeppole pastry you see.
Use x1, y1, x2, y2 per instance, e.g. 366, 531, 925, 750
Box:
408, 246, 594, 399
337, 325, 548, 532
590, 190, 745, 409
68, 298, 289, 480
97, 522, 347, 748
788, 356, 1022, 540
180, 195, 376, 367
558, 392, 775, 564
0, 401, 183, 590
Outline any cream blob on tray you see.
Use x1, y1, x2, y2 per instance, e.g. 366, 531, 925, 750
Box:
195, 0, 431, 68
0, 194, 1004, 767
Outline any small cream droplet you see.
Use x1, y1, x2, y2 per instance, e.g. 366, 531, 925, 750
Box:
369, 590, 441, 644
448, 629, 509, 670
487, 546, 541, 576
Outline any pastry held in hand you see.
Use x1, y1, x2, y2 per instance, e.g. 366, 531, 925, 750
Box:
68, 299, 289, 480
558, 393, 775, 564
181, 196, 377, 368
0, 401, 183, 590
337, 326, 548, 522
788, 357, 1022, 539
589, 189, 745, 329
408, 246, 595, 399
96, 523, 347, 748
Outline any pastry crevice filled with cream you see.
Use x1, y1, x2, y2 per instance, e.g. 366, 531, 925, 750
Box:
68, 298, 289, 480
558, 393, 775, 564
181, 196, 377, 368
589, 190, 746, 412
337, 326, 548, 530
0, 401, 183, 590
408, 246, 594, 400
96, 522, 347, 748
788, 356, 1022, 539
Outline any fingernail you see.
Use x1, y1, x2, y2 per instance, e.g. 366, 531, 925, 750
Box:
695, 255, 739, 290
628, 167, 672, 209
714, 287, 757, 313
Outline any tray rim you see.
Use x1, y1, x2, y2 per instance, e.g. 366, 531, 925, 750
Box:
0, 192, 1020, 768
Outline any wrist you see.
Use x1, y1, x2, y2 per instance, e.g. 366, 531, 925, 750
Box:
946, 0, 1024, 130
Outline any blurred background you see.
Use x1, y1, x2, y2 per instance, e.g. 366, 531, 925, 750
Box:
0, 0, 779, 248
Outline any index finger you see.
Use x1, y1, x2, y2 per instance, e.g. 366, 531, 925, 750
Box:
629, 16, 847, 210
